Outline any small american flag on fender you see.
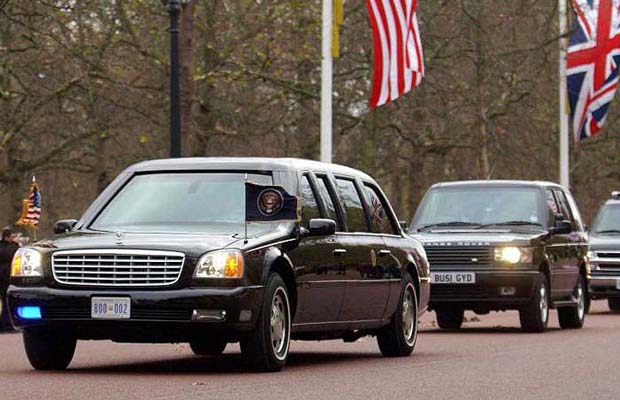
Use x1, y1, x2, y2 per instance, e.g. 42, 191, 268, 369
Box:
366, 0, 424, 108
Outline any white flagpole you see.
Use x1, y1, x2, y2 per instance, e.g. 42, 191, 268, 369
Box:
321, 0, 334, 164
559, 0, 570, 188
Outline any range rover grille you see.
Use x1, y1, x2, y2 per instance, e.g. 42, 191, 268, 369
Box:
52, 250, 185, 287
424, 246, 493, 268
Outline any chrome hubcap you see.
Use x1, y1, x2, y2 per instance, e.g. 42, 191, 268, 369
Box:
270, 288, 289, 360
540, 285, 548, 323
577, 283, 585, 321
402, 285, 417, 346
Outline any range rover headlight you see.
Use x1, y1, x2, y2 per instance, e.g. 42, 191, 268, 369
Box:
11, 248, 43, 277
194, 250, 244, 279
495, 247, 533, 265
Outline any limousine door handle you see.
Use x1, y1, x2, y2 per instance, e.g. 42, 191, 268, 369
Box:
333, 249, 347, 256
377, 250, 392, 257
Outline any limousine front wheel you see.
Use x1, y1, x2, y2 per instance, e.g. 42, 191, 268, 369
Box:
377, 274, 418, 357
24, 328, 77, 370
240, 273, 291, 372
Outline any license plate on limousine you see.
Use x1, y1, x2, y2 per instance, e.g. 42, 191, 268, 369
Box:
91, 297, 131, 319
431, 272, 476, 285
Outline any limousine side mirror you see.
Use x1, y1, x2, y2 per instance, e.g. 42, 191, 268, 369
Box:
307, 219, 337, 237
54, 219, 78, 234
553, 219, 572, 235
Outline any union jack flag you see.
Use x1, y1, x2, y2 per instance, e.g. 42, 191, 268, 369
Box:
568, 0, 620, 141
366, 0, 424, 108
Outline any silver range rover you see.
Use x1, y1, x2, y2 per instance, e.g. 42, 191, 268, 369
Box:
589, 193, 620, 311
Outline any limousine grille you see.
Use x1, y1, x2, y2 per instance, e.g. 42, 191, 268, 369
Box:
52, 250, 185, 287
424, 246, 494, 268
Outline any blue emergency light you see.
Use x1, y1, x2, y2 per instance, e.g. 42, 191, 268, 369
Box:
17, 306, 42, 320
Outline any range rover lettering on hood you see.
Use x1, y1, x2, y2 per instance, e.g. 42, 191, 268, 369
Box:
425, 242, 492, 247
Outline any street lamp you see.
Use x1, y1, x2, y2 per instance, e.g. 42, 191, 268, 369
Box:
161, 0, 190, 158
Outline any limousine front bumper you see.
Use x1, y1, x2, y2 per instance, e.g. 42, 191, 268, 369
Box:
7, 285, 264, 342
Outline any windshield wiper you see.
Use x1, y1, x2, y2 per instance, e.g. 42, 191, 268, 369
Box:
595, 229, 620, 235
418, 221, 482, 231
477, 221, 543, 229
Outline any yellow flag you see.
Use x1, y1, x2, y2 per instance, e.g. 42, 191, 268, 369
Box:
333, 0, 344, 58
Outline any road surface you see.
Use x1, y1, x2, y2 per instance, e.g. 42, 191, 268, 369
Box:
1, 301, 618, 400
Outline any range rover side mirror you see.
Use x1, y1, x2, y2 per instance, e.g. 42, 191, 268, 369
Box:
399, 220, 409, 233
553, 219, 572, 235
54, 219, 78, 234
307, 219, 337, 236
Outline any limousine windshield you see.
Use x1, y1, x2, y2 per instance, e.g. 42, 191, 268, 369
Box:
90, 172, 273, 234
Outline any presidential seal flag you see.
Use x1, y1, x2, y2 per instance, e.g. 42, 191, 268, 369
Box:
245, 182, 300, 222
366, 0, 424, 108
16, 177, 42, 228
568, 0, 620, 141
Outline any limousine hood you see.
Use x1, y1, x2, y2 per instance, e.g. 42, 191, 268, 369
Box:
35, 229, 279, 258
411, 230, 546, 247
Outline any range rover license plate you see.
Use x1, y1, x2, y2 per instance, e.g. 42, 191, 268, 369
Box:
431, 272, 476, 285
91, 297, 131, 319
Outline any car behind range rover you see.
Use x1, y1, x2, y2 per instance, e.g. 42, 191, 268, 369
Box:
588, 192, 620, 311
8, 158, 430, 372
410, 180, 588, 332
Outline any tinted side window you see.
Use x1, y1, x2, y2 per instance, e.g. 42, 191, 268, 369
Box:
335, 178, 369, 232
554, 190, 574, 227
300, 175, 321, 228
315, 176, 337, 222
363, 184, 396, 234
545, 190, 559, 216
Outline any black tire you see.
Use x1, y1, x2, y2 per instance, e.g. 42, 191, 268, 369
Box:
240, 273, 291, 372
189, 339, 227, 356
0, 295, 13, 332
558, 275, 587, 329
377, 274, 418, 357
519, 273, 549, 333
608, 297, 620, 312
435, 306, 464, 330
585, 295, 592, 315
23, 329, 77, 370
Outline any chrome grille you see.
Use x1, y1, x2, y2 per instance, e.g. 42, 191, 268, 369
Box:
424, 246, 493, 268
52, 250, 185, 287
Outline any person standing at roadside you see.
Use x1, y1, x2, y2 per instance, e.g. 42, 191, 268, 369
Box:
0, 228, 19, 331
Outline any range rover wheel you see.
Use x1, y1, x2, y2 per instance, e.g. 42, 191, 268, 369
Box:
23, 329, 77, 370
189, 339, 227, 356
377, 274, 418, 357
558, 275, 586, 329
519, 273, 549, 333
608, 297, 620, 312
435, 306, 464, 330
240, 273, 291, 372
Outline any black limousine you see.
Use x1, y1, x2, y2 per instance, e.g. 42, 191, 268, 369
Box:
8, 158, 430, 372
410, 180, 588, 333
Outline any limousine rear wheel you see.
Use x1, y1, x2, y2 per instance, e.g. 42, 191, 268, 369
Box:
519, 273, 549, 333
558, 274, 586, 329
240, 273, 291, 372
23, 328, 77, 370
377, 274, 418, 357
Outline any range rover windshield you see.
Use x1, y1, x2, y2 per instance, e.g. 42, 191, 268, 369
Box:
591, 205, 620, 235
412, 186, 544, 232
90, 172, 274, 234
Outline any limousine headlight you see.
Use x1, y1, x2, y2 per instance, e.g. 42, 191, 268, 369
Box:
495, 247, 533, 265
194, 250, 244, 279
11, 248, 43, 277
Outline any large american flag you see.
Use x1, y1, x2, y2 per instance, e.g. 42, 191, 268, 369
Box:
366, 0, 424, 108
568, 0, 620, 141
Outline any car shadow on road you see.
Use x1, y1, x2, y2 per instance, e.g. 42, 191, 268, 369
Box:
421, 326, 563, 335
62, 351, 427, 375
